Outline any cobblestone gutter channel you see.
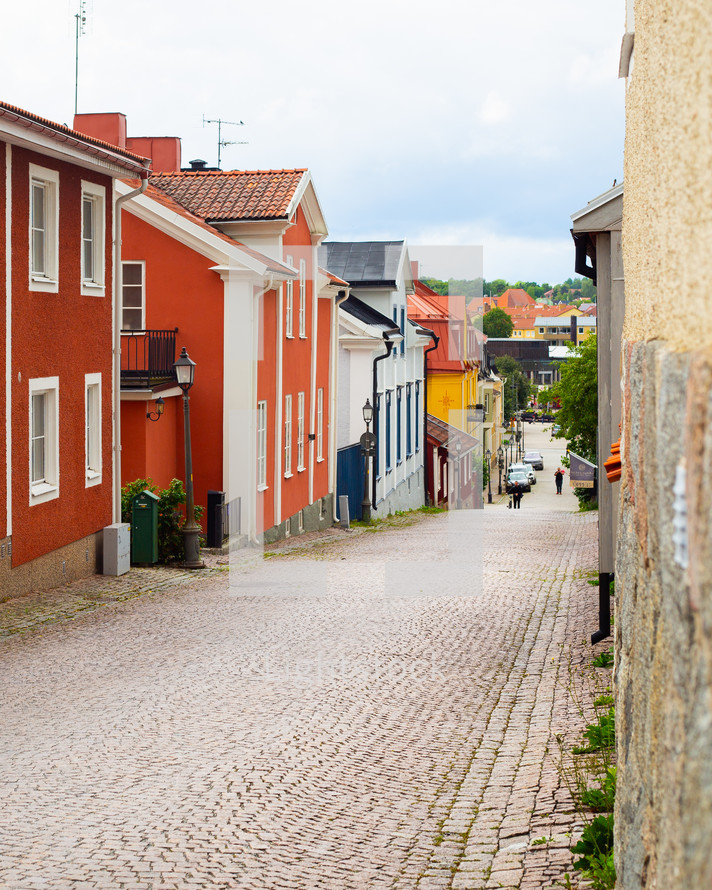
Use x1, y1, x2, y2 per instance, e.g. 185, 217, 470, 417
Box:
0, 508, 603, 890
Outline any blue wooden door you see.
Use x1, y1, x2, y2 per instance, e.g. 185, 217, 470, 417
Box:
336, 443, 364, 521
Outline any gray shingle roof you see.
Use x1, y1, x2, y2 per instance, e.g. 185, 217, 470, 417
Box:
321, 241, 404, 286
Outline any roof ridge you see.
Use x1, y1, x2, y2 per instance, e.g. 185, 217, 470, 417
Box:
151, 168, 307, 177
0, 101, 149, 165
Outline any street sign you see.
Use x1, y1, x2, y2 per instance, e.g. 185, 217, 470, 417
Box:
360, 431, 376, 455
569, 451, 597, 488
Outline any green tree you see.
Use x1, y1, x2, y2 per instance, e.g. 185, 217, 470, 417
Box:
495, 355, 531, 422
483, 307, 513, 338
484, 278, 509, 297
580, 277, 597, 301
551, 334, 598, 462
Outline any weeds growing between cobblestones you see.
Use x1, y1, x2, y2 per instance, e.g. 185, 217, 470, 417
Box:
556, 641, 616, 889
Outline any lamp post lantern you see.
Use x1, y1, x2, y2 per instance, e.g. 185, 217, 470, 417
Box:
497, 445, 504, 495
485, 448, 492, 504
360, 399, 375, 522
174, 347, 203, 569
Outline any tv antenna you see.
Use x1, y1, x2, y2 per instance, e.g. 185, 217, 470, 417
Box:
73, 0, 90, 116
202, 116, 248, 169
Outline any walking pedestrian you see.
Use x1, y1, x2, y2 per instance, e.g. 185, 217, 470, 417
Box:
512, 481, 523, 509
555, 467, 565, 494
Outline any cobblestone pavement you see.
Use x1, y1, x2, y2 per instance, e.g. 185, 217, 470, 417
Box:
0, 505, 604, 890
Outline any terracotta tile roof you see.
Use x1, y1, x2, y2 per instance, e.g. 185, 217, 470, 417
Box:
0, 100, 150, 173
148, 169, 306, 221
123, 180, 295, 276
497, 288, 535, 308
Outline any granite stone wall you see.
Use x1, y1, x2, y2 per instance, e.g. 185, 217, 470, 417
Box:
615, 338, 712, 888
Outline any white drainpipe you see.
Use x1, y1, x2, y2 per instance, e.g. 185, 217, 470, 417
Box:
112, 171, 149, 523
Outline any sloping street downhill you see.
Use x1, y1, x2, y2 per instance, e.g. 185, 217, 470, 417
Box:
0, 496, 600, 889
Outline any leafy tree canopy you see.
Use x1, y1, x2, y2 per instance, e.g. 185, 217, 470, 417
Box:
551, 334, 598, 462
418, 276, 597, 303
494, 354, 531, 423
483, 307, 513, 338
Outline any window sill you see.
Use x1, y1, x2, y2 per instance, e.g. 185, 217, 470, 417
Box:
29, 276, 59, 294
297, 466, 306, 473
257, 484, 269, 492
299, 334, 307, 340
316, 457, 325, 463
286, 333, 295, 339
81, 282, 105, 297
284, 472, 293, 479
30, 482, 59, 505
86, 471, 102, 487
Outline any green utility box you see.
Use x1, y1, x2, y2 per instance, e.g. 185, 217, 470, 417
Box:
131, 489, 160, 565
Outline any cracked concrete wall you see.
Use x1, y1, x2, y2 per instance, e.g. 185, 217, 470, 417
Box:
616, 0, 712, 886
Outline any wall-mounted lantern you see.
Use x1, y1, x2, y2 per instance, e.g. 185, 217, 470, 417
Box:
146, 396, 165, 422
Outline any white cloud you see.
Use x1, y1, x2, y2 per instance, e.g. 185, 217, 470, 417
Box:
479, 92, 511, 126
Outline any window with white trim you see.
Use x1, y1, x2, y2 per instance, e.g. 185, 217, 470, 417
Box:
298, 259, 307, 337
316, 387, 324, 461
29, 376, 59, 505
29, 165, 59, 291
81, 181, 106, 294
257, 400, 267, 489
284, 394, 292, 477
297, 391, 305, 471
122, 261, 145, 330
285, 256, 294, 337
85, 373, 102, 486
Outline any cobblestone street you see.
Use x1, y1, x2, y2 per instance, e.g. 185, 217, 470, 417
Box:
0, 495, 603, 889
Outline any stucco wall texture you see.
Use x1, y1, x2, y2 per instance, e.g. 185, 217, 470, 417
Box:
616, 2, 712, 887
623, 0, 712, 347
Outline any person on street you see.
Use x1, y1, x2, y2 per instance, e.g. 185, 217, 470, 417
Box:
512, 480, 523, 509
555, 467, 565, 494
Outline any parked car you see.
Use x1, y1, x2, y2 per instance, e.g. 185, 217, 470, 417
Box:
539, 413, 556, 423
520, 410, 537, 422
509, 462, 536, 485
506, 471, 531, 493
523, 451, 544, 471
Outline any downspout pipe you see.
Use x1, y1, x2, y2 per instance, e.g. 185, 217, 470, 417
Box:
371, 336, 395, 511
113, 167, 150, 524
422, 331, 440, 506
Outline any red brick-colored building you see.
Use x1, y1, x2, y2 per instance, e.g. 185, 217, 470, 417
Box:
73, 114, 339, 544
0, 103, 149, 597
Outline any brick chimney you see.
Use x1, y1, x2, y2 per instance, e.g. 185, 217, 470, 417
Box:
72, 113, 182, 173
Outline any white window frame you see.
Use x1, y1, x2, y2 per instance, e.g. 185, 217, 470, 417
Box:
285, 255, 294, 337
80, 181, 106, 296
284, 394, 293, 477
29, 376, 59, 505
85, 373, 102, 487
121, 260, 146, 331
257, 401, 268, 490
298, 259, 307, 337
29, 164, 59, 293
297, 391, 305, 471
316, 387, 324, 462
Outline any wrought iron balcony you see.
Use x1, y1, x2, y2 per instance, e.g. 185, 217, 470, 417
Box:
121, 328, 178, 389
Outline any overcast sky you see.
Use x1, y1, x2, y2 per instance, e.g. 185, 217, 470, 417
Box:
2, 0, 625, 284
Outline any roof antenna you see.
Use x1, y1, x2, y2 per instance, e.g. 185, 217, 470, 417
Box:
202, 116, 248, 169
73, 0, 91, 116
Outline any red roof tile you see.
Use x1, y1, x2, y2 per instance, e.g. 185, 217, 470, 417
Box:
149, 169, 306, 221
123, 180, 295, 276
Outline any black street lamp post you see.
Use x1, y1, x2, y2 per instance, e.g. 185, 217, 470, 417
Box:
174, 347, 203, 569
485, 448, 492, 504
497, 445, 504, 495
360, 399, 375, 522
